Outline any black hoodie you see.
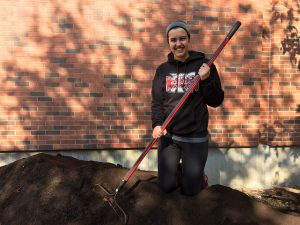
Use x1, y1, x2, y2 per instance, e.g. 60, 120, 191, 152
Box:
151, 50, 224, 137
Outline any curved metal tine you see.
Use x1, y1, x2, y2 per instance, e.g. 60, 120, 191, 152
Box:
108, 195, 128, 224
95, 184, 128, 224
96, 184, 112, 196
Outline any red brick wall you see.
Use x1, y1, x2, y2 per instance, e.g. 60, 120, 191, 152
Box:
0, 0, 299, 151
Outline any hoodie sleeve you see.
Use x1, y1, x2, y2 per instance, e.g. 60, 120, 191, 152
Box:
200, 63, 224, 107
151, 68, 165, 128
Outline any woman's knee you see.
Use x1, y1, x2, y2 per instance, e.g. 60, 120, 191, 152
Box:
181, 175, 204, 196
158, 175, 178, 193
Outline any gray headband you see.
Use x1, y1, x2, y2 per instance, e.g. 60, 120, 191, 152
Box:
166, 21, 191, 39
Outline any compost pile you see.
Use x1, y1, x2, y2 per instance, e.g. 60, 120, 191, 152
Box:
0, 153, 299, 225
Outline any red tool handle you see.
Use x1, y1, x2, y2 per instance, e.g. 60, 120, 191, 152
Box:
114, 21, 242, 194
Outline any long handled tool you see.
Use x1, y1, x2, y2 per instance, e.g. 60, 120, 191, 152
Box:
97, 21, 242, 224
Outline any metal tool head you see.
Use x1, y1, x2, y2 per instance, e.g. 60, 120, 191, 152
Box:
95, 184, 128, 225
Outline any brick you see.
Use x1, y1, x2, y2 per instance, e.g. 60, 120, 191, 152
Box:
65, 48, 81, 53
90, 92, 103, 97
84, 135, 97, 139
243, 81, 254, 86
97, 106, 110, 111
54, 126, 68, 130
38, 145, 53, 150
59, 20, 73, 29
31, 131, 46, 136
83, 144, 97, 149
45, 82, 59, 87
30, 92, 45, 97
15, 81, 29, 86
76, 140, 90, 144
118, 112, 131, 116
111, 125, 124, 130
225, 68, 236, 72
75, 93, 89, 97
45, 72, 60, 78
68, 78, 81, 82
132, 103, 144, 107
244, 54, 256, 59
75, 83, 89, 88
104, 112, 118, 116
38, 97, 52, 102
46, 131, 61, 135
50, 57, 67, 64
118, 92, 131, 98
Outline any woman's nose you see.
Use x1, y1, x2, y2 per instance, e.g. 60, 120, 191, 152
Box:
175, 40, 181, 46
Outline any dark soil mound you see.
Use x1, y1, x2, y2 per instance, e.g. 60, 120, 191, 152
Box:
0, 153, 299, 225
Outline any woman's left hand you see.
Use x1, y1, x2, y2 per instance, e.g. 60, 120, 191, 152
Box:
198, 63, 210, 80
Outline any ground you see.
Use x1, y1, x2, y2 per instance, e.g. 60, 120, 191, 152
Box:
0, 153, 299, 225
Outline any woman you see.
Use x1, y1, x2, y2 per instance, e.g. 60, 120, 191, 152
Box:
151, 21, 224, 196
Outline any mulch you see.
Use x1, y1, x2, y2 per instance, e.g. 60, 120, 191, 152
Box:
0, 153, 299, 225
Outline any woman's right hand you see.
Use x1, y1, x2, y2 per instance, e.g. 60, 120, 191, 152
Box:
152, 126, 167, 138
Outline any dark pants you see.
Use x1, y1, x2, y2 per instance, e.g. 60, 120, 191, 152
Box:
157, 136, 208, 196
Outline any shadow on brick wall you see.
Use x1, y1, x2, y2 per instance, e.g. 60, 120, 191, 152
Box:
2, 1, 111, 150
260, 0, 300, 146
0, 0, 299, 154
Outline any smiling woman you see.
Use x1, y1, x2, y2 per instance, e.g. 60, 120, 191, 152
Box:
151, 20, 224, 196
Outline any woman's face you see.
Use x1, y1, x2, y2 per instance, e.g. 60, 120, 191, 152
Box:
168, 28, 190, 62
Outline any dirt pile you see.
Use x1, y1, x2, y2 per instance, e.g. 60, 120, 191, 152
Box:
0, 153, 299, 225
